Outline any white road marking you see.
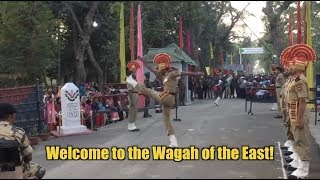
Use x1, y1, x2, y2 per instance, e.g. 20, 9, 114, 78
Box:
278, 141, 288, 179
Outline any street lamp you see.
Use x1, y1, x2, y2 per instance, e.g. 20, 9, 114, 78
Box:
93, 21, 98, 27
273, 54, 277, 63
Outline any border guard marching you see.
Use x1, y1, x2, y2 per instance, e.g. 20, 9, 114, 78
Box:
126, 53, 203, 147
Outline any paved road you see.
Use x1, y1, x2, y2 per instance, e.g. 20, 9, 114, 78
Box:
31, 98, 319, 179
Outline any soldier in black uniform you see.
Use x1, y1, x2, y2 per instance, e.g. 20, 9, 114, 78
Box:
178, 78, 186, 106
143, 72, 153, 118
153, 76, 163, 113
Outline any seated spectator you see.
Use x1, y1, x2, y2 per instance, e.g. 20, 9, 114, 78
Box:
105, 99, 119, 121
91, 98, 100, 126
114, 97, 126, 120
256, 90, 268, 100
84, 99, 97, 131
98, 98, 106, 111
79, 83, 86, 98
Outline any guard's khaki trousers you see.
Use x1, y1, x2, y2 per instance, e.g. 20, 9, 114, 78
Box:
137, 83, 175, 135
128, 92, 138, 123
291, 114, 311, 161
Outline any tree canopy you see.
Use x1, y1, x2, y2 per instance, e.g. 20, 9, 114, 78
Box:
3, 1, 319, 88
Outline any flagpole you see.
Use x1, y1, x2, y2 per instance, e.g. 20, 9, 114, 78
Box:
137, 2, 145, 109
305, 1, 314, 109
119, 3, 126, 83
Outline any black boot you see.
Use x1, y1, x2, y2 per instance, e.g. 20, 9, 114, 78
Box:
284, 151, 293, 156
285, 158, 294, 163
286, 166, 297, 172
143, 114, 152, 118
274, 114, 283, 118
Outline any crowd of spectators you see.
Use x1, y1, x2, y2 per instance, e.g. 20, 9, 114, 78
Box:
42, 82, 129, 132
42, 73, 277, 132
187, 73, 277, 101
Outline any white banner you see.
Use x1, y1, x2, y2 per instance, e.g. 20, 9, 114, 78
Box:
239, 47, 264, 55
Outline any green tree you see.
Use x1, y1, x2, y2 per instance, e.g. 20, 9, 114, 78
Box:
0, 1, 60, 86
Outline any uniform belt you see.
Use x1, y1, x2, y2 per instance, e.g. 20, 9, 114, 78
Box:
169, 92, 176, 96
276, 86, 282, 88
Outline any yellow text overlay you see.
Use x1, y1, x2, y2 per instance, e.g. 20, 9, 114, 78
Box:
45, 145, 274, 161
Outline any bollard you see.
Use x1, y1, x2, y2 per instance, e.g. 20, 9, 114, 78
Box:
90, 111, 94, 132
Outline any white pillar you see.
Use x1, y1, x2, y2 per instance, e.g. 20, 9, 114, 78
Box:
60, 83, 87, 134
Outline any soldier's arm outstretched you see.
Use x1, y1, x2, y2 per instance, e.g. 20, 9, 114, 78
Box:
180, 71, 204, 77
137, 56, 159, 76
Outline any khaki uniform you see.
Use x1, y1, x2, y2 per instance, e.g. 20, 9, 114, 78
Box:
0, 121, 45, 179
137, 69, 180, 135
153, 78, 163, 113
282, 76, 294, 140
127, 80, 138, 123
287, 74, 311, 160
276, 73, 286, 114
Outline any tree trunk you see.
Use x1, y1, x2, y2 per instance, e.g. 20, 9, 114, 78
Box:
69, 2, 100, 85
190, 28, 207, 76
42, 75, 49, 90
87, 44, 103, 90
104, 63, 108, 83
269, 20, 284, 58
263, 1, 293, 58
75, 62, 86, 85
71, 19, 86, 85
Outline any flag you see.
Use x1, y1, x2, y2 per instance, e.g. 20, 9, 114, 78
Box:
137, 3, 145, 108
119, 3, 126, 83
289, 15, 293, 46
186, 29, 192, 55
179, 15, 184, 50
205, 67, 210, 75
297, 1, 302, 44
305, 1, 314, 109
129, 3, 135, 61
210, 42, 213, 60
